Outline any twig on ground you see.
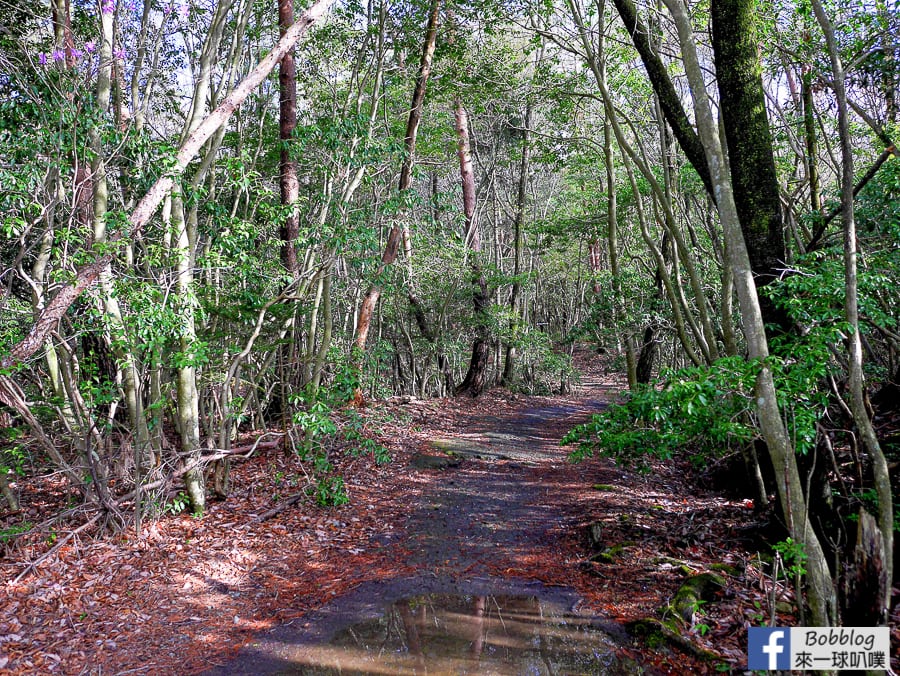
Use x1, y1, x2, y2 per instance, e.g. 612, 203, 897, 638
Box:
12, 513, 103, 583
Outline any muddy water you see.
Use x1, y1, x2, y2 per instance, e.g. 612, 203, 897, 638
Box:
279, 593, 629, 675
213, 581, 637, 675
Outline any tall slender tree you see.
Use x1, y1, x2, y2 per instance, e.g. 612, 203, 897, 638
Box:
279, 0, 301, 280
454, 99, 490, 396
353, 0, 441, 355
811, 0, 893, 621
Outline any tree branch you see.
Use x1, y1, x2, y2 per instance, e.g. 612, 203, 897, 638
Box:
1, 0, 336, 371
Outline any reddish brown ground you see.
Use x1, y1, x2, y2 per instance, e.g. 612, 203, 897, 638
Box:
3, 352, 895, 674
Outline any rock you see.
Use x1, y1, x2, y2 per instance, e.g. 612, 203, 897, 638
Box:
409, 453, 462, 470
626, 618, 719, 660
591, 541, 635, 563
587, 521, 604, 551
708, 562, 744, 577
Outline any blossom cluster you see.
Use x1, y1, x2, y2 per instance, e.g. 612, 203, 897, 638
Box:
34, 0, 191, 68
37, 41, 126, 67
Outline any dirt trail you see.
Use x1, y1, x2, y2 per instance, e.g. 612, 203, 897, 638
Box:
208, 376, 645, 674
3, 353, 844, 674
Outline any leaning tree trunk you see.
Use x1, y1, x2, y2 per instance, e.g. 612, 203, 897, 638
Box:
608, 0, 713, 196
353, 0, 441, 354
454, 100, 490, 397
613, 0, 788, 330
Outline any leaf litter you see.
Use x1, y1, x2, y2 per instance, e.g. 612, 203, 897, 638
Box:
0, 349, 820, 674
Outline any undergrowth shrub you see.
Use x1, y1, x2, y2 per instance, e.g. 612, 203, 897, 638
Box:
287, 356, 392, 507
563, 356, 759, 469
514, 330, 578, 394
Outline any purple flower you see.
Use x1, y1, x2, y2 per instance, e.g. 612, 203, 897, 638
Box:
39, 52, 48, 66
52, 49, 65, 62
163, 3, 172, 13
178, 2, 189, 19
101, 0, 115, 14
84, 41, 96, 53
114, 47, 126, 60
71, 48, 83, 59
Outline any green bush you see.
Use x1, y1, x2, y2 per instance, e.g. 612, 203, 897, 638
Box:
563, 357, 759, 468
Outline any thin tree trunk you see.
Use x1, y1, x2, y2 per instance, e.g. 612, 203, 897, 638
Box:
596, 5, 638, 386
171, 192, 204, 515
811, 0, 892, 619
454, 100, 490, 397
501, 102, 532, 386
801, 66, 823, 215
353, 0, 441, 353
278, 0, 301, 279
91, 1, 154, 484
608, 0, 713, 196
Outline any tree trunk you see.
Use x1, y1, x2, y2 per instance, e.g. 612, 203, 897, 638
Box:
635, 324, 658, 384
711, 0, 788, 330
171, 193, 205, 516
812, 0, 893, 617
801, 66, 823, 214
597, 8, 637, 387
841, 510, 889, 626
278, 0, 301, 279
353, 0, 441, 353
609, 0, 713, 196
665, 0, 835, 625
454, 100, 490, 397
501, 101, 532, 386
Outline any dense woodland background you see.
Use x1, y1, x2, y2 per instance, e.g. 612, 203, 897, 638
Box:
1, 0, 898, 631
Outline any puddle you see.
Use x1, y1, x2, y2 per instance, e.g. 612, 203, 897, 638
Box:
283, 593, 633, 675
210, 578, 639, 675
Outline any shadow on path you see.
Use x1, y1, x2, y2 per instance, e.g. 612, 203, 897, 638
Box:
205, 387, 646, 674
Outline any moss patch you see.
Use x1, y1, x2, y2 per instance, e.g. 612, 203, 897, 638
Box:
668, 572, 726, 623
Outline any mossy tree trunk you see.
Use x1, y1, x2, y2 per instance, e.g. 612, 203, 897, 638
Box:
665, 0, 836, 625
711, 0, 788, 330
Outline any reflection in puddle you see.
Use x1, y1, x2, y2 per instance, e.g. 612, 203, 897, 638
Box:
275, 594, 633, 675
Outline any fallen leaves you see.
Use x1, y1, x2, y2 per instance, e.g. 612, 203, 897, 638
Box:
0, 349, 812, 675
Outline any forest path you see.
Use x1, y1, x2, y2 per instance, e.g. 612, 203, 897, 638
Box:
208, 365, 649, 674
3, 349, 741, 675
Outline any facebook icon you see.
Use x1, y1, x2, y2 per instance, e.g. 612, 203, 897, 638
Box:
749, 627, 791, 670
